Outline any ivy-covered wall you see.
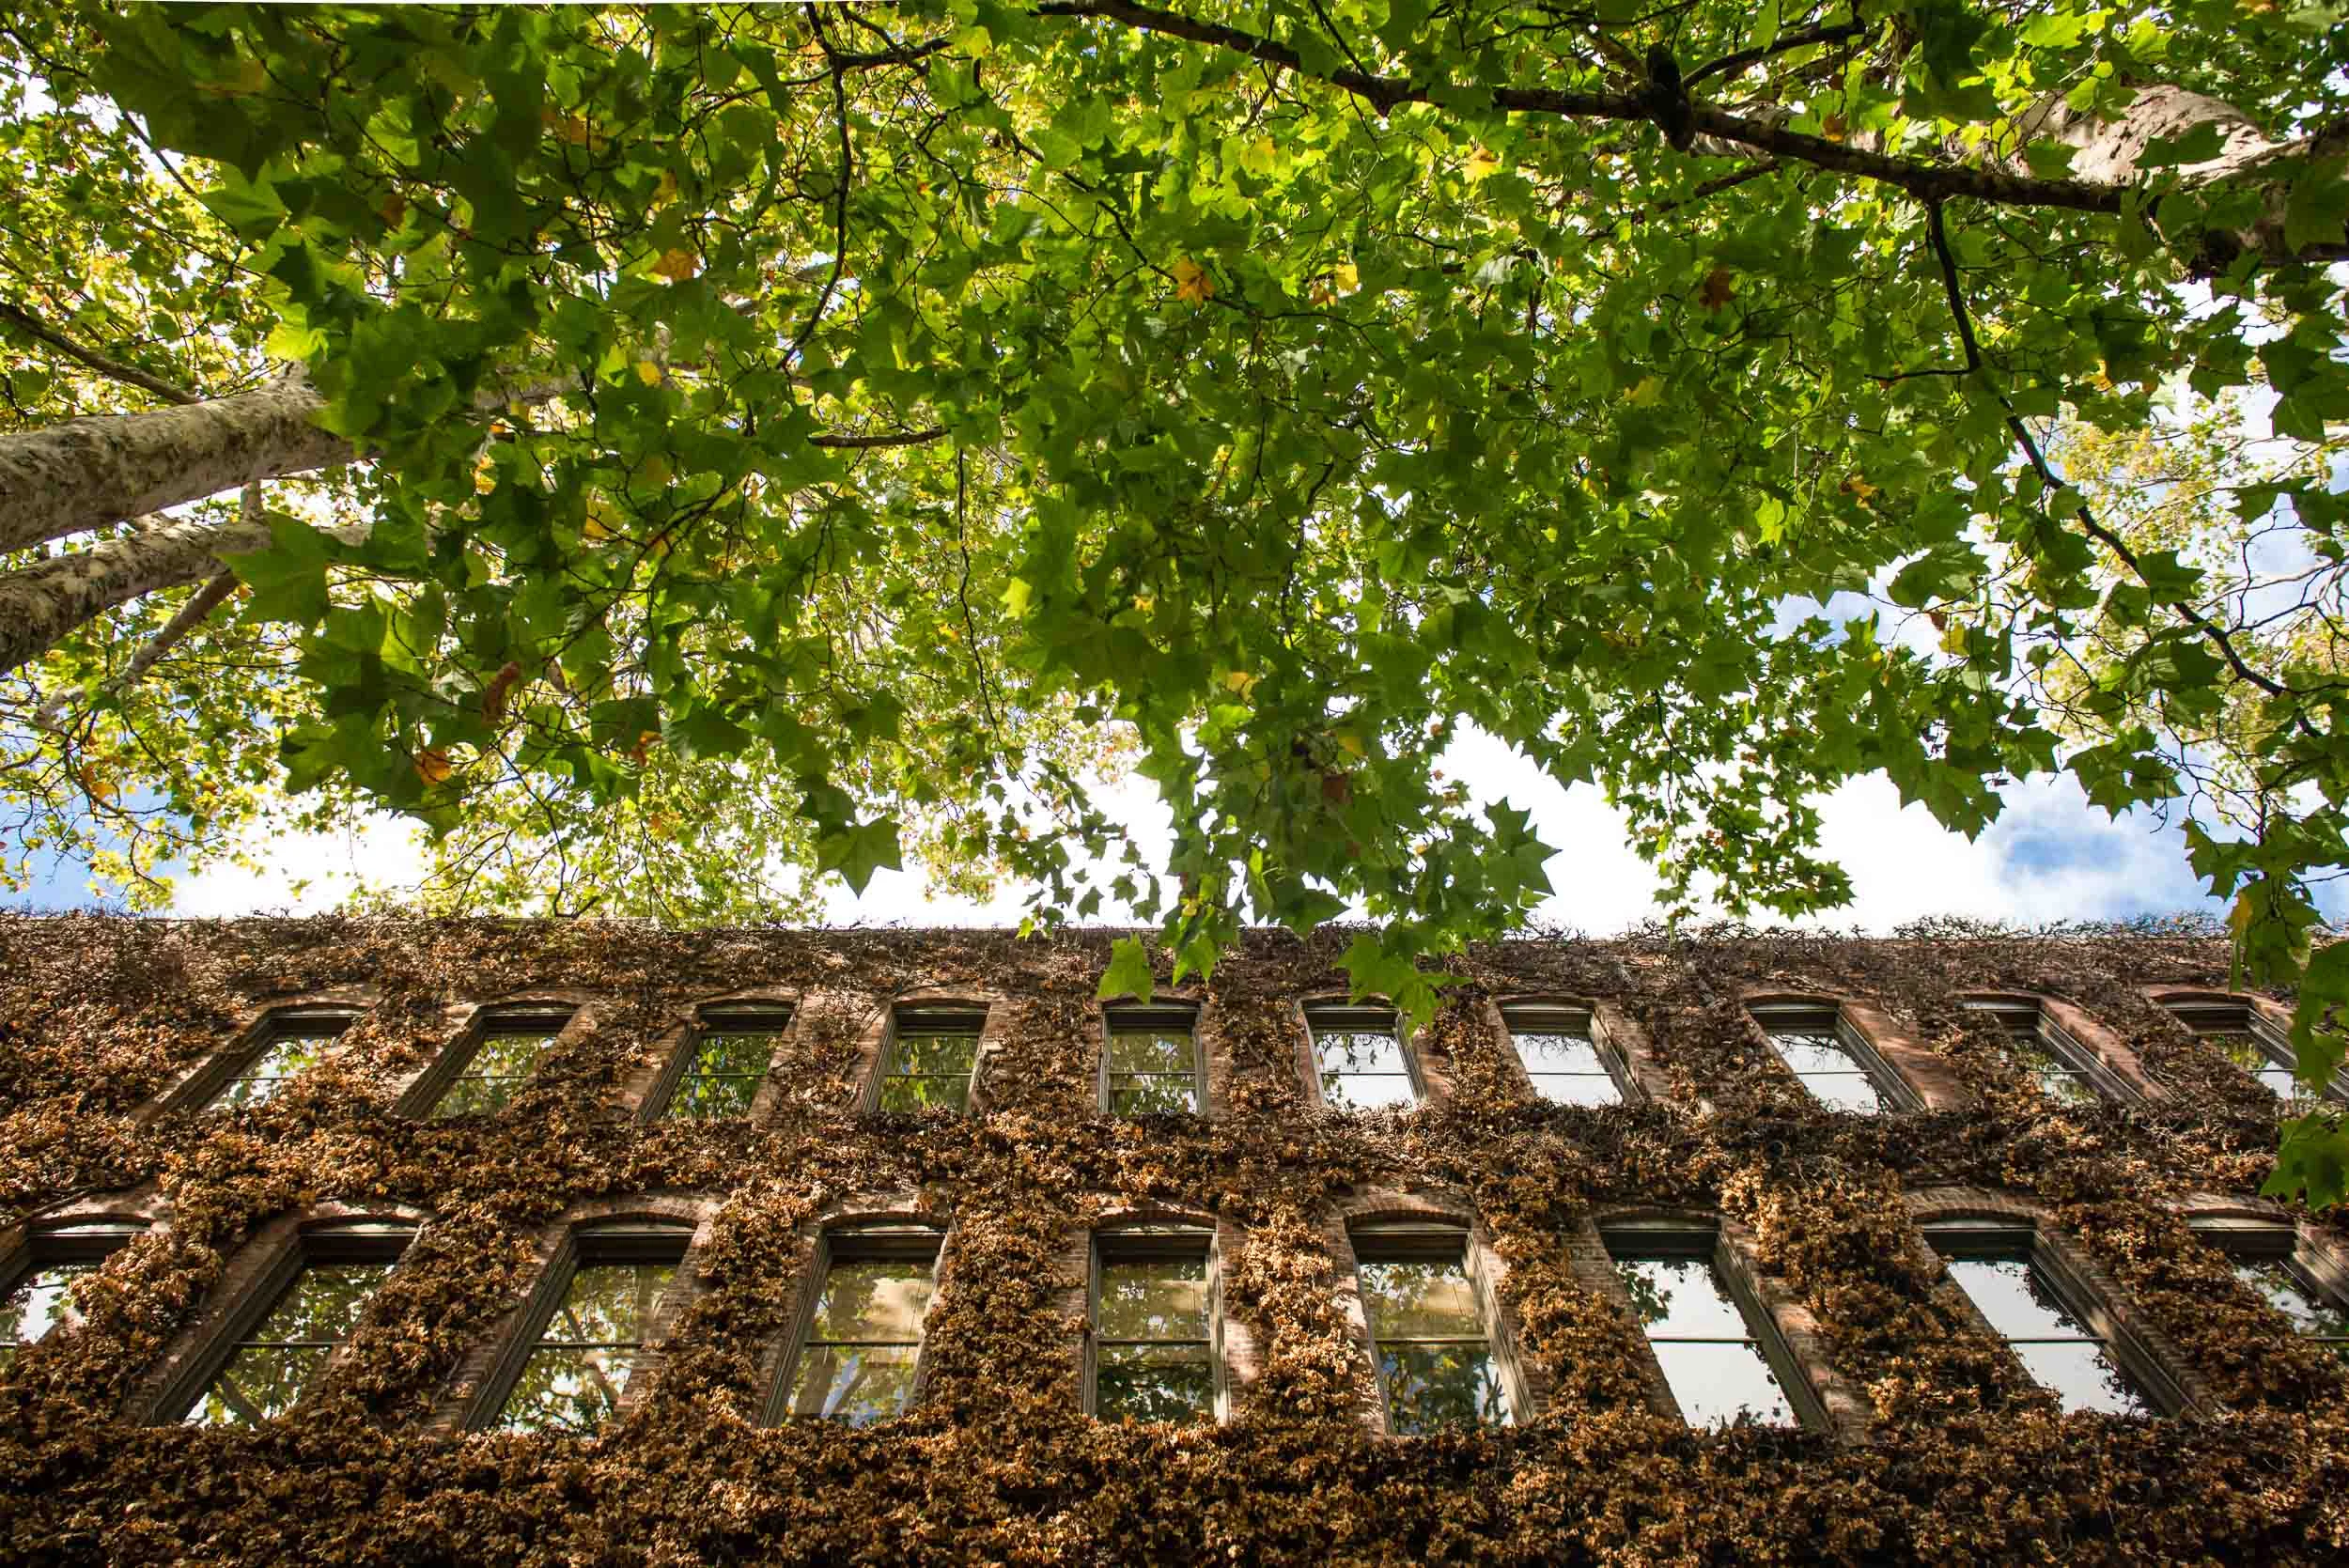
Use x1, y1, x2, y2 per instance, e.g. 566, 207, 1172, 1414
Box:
0, 912, 2343, 1565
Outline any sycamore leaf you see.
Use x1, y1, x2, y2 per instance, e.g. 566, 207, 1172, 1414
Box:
1097, 935, 1155, 1001
415, 748, 454, 785
651, 248, 700, 282
1464, 146, 1501, 182
1173, 256, 1214, 303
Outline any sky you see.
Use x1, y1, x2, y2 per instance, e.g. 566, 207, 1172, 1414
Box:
20, 716, 2279, 936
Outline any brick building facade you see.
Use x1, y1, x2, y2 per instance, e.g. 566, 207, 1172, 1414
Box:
1, 913, 2345, 1563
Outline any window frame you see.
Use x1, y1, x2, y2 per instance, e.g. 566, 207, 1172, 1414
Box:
1302, 1002, 1425, 1112
864, 1005, 989, 1115
1748, 1001, 1919, 1114
399, 1003, 578, 1120
763, 1221, 947, 1426
643, 1002, 793, 1122
1097, 1003, 1206, 1117
1921, 1219, 2190, 1416
465, 1219, 696, 1434
0, 1219, 148, 1363
1347, 1217, 1526, 1435
2188, 1217, 2349, 1357
2163, 996, 2343, 1104
171, 1005, 359, 1116
1084, 1223, 1224, 1422
1959, 998, 2138, 1108
152, 1219, 416, 1424
1597, 1217, 1828, 1431
1499, 1001, 1636, 1107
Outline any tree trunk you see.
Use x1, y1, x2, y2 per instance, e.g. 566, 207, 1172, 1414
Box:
0, 372, 351, 556
0, 508, 271, 675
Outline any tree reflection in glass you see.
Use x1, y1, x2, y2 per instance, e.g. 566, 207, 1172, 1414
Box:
2232, 1257, 2349, 1366
493, 1260, 676, 1435
1510, 1023, 1620, 1106
211, 1025, 342, 1111
1765, 1028, 1884, 1112
1313, 1025, 1418, 1110
0, 1263, 95, 1366
1105, 1029, 1201, 1115
1612, 1252, 1792, 1427
783, 1254, 937, 1423
1096, 1251, 1214, 1422
187, 1261, 393, 1424
1941, 1255, 2149, 1415
433, 1021, 566, 1117
666, 1030, 777, 1119
2208, 1032, 2303, 1101
1358, 1255, 1509, 1433
877, 1025, 979, 1112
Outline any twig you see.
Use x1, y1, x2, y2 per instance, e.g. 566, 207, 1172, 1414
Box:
1686, 17, 1872, 87
0, 301, 201, 406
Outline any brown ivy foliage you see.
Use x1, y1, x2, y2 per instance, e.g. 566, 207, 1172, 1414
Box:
0, 912, 2343, 1565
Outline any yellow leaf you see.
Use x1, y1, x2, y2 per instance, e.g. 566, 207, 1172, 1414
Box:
583, 497, 619, 541
651, 248, 699, 282
653, 169, 679, 208
634, 360, 663, 387
1626, 375, 1664, 408
1336, 732, 1365, 759
1822, 112, 1847, 144
1173, 256, 1214, 303
1333, 262, 1360, 294
1464, 147, 1501, 183
472, 455, 497, 495
1222, 669, 1257, 697
1237, 136, 1276, 176
77, 766, 117, 805
415, 748, 454, 785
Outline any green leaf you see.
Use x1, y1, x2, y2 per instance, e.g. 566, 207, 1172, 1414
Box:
1097, 935, 1155, 1001
219, 513, 334, 627
2282, 158, 2348, 257
819, 815, 902, 895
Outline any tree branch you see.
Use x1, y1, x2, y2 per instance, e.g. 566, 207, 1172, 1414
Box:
0, 301, 202, 406
807, 427, 948, 450
1685, 18, 1872, 87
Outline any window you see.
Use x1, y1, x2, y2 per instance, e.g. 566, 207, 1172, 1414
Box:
208, 1010, 353, 1111
874, 1007, 984, 1113
1960, 999, 2123, 1107
0, 1222, 145, 1367
1601, 1222, 1804, 1428
770, 1225, 942, 1425
173, 1224, 412, 1424
485, 1222, 691, 1436
1090, 1226, 1221, 1422
1351, 1220, 1515, 1433
1305, 1004, 1422, 1110
1100, 1006, 1205, 1115
422, 1007, 573, 1118
656, 1005, 789, 1119
1501, 1003, 1626, 1107
2164, 998, 2330, 1105
1925, 1222, 2157, 1416
2193, 1221, 2349, 1367
1750, 1002, 1906, 1113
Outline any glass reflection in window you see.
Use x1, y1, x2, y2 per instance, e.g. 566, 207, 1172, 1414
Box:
1611, 1247, 1792, 1427
782, 1234, 941, 1424
493, 1255, 677, 1435
1356, 1237, 1509, 1433
878, 1016, 981, 1112
1940, 1252, 2149, 1415
1762, 1017, 1884, 1113
1103, 1023, 1201, 1115
1095, 1242, 1215, 1422
434, 1014, 569, 1117
1504, 1008, 1620, 1106
0, 1264, 96, 1366
667, 1016, 785, 1119
1310, 1012, 1418, 1110
188, 1259, 396, 1424
211, 1017, 348, 1111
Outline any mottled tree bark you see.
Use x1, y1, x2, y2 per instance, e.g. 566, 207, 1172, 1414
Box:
0, 372, 352, 556
0, 508, 270, 675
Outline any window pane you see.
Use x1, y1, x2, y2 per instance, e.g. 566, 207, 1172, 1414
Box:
1377, 1343, 1510, 1432
1360, 1258, 1483, 1340
2235, 1260, 2349, 1348
1107, 1030, 1192, 1076
668, 1072, 762, 1118
2250, 1065, 2300, 1100
546, 1262, 675, 1345
1941, 1258, 2091, 1341
1322, 1072, 1417, 1110
1099, 1258, 1207, 1342
1315, 1029, 1406, 1076
893, 1031, 978, 1077
1515, 1031, 1603, 1074
1800, 1073, 1887, 1113
1529, 1072, 1621, 1107
1612, 1255, 1750, 1338
0, 1263, 94, 1351
250, 1262, 392, 1344
809, 1259, 936, 1343
1108, 1073, 1200, 1114
877, 1073, 971, 1112
2010, 1044, 2099, 1105
689, 1032, 775, 1079
186, 1344, 333, 1425
215, 1032, 337, 1109
1652, 1340, 1792, 1427
1097, 1342, 1215, 1422
1769, 1032, 1859, 1077
433, 1075, 530, 1117
494, 1344, 650, 1435
2009, 1340, 2150, 1416
783, 1341, 920, 1424
471, 1031, 560, 1079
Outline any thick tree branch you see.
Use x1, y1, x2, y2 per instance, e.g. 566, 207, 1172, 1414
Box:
807, 427, 948, 450
35, 567, 238, 733
0, 300, 202, 406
